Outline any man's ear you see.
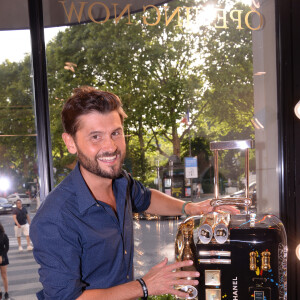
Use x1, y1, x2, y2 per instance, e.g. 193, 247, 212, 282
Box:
62, 133, 77, 155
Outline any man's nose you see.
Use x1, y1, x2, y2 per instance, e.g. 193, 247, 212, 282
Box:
102, 135, 117, 151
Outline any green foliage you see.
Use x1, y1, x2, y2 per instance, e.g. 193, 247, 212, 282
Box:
0, 0, 256, 189
44, 1, 208, 183
196, 1, 254, 141
0, 57, 38, 191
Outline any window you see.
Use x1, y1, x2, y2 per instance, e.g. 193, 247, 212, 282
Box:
0, 29, 38, 202
44, 0, 278, 214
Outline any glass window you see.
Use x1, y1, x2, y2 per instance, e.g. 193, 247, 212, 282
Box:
0, 0, 283, 298
45, 0, 278, 212
44, 0, 278, 278
0, 10, 68, 299
0, 4, 42, 298
0, 29, 36, 199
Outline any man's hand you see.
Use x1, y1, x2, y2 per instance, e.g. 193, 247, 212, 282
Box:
142, 258, 199, 299
185, 199, 240, 216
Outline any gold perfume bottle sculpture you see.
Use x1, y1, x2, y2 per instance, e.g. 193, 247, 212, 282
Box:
175, 219, 198, 300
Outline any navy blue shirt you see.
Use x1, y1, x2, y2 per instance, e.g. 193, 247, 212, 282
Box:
13, 206, 28, 225
30, 163, 151, 300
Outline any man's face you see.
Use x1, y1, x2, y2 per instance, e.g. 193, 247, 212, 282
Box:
16, 201, 22, 209
64, 111, 126, 179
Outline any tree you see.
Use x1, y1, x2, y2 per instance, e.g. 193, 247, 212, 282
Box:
195, 1, 254, 141
0, 57, 37, 191
44, 0, 209, 183
0, 0, 256, 188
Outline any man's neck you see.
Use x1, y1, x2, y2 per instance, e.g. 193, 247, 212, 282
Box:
79, 165, 114, 201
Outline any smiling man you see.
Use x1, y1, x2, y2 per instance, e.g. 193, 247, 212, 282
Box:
30, 86, 238, 300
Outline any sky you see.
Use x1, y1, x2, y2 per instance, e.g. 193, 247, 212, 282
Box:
0, 27, 65, 63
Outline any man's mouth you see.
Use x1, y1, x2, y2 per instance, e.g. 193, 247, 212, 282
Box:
98, 155, 117, 162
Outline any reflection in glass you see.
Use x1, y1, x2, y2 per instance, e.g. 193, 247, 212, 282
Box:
0, 27, 42, 297
45, 0, 260, 199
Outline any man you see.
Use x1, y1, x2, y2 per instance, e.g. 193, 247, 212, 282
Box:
13, 199, 33, 251
30, 86, 238, 300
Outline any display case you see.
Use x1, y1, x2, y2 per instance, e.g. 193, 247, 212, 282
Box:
175, 140, 287, 300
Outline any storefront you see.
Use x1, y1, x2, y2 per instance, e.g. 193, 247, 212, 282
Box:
0, 0, 299, 298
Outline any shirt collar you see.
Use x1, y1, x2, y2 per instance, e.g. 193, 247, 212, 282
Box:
71, 163, 127, 214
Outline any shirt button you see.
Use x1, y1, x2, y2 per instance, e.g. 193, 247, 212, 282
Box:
125, 250, 127, 255
127, 275, 129, 279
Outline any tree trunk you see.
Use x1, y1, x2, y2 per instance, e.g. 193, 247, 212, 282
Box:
138, 118, 147, 182
172, 124, 181, 158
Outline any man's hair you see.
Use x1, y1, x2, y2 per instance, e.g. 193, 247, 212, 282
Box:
0, 222, 4, 236
61, 86, 127, 136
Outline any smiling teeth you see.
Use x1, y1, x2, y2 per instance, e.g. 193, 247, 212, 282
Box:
99, 156, 116, 161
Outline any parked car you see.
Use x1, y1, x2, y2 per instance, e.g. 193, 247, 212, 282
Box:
0, 197, 13, 214
230, 182, 256, 197
7, 193, 31, 206
226, 182, 256, 209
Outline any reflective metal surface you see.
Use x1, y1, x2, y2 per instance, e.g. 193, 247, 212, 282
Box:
209, 140, 253, 211
210, 140, 253, 151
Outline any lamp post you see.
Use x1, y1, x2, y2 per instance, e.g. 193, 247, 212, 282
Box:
156, 159, 161, 191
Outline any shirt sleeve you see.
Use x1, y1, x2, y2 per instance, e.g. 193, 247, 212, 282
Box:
30, 207, 85, 300
130, 177, 151, 213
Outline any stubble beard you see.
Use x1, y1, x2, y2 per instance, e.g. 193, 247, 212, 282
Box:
76, 147, 125, 179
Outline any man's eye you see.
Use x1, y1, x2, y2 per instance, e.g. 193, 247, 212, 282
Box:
92, 135, 101, 140
112, 131, 123, 139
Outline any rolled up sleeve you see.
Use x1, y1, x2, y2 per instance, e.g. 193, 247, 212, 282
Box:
130, 178, 152, 212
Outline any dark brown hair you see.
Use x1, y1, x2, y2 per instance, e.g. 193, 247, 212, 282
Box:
0, 222, 4, 236
61, 86, 127, 136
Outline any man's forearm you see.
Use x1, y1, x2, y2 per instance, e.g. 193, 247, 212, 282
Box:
13, 215, 20, 226
77, 280, 143, 300
147, 188, 240, 216
146, 189, 185, 216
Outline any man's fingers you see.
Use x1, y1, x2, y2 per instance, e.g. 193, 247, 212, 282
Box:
216, 205, 240, 214
172, 279, 199, 286
144, 259, 200, 297
154, 257, 168, 268
172, 271, 200, 280
166, 260, 195, 271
